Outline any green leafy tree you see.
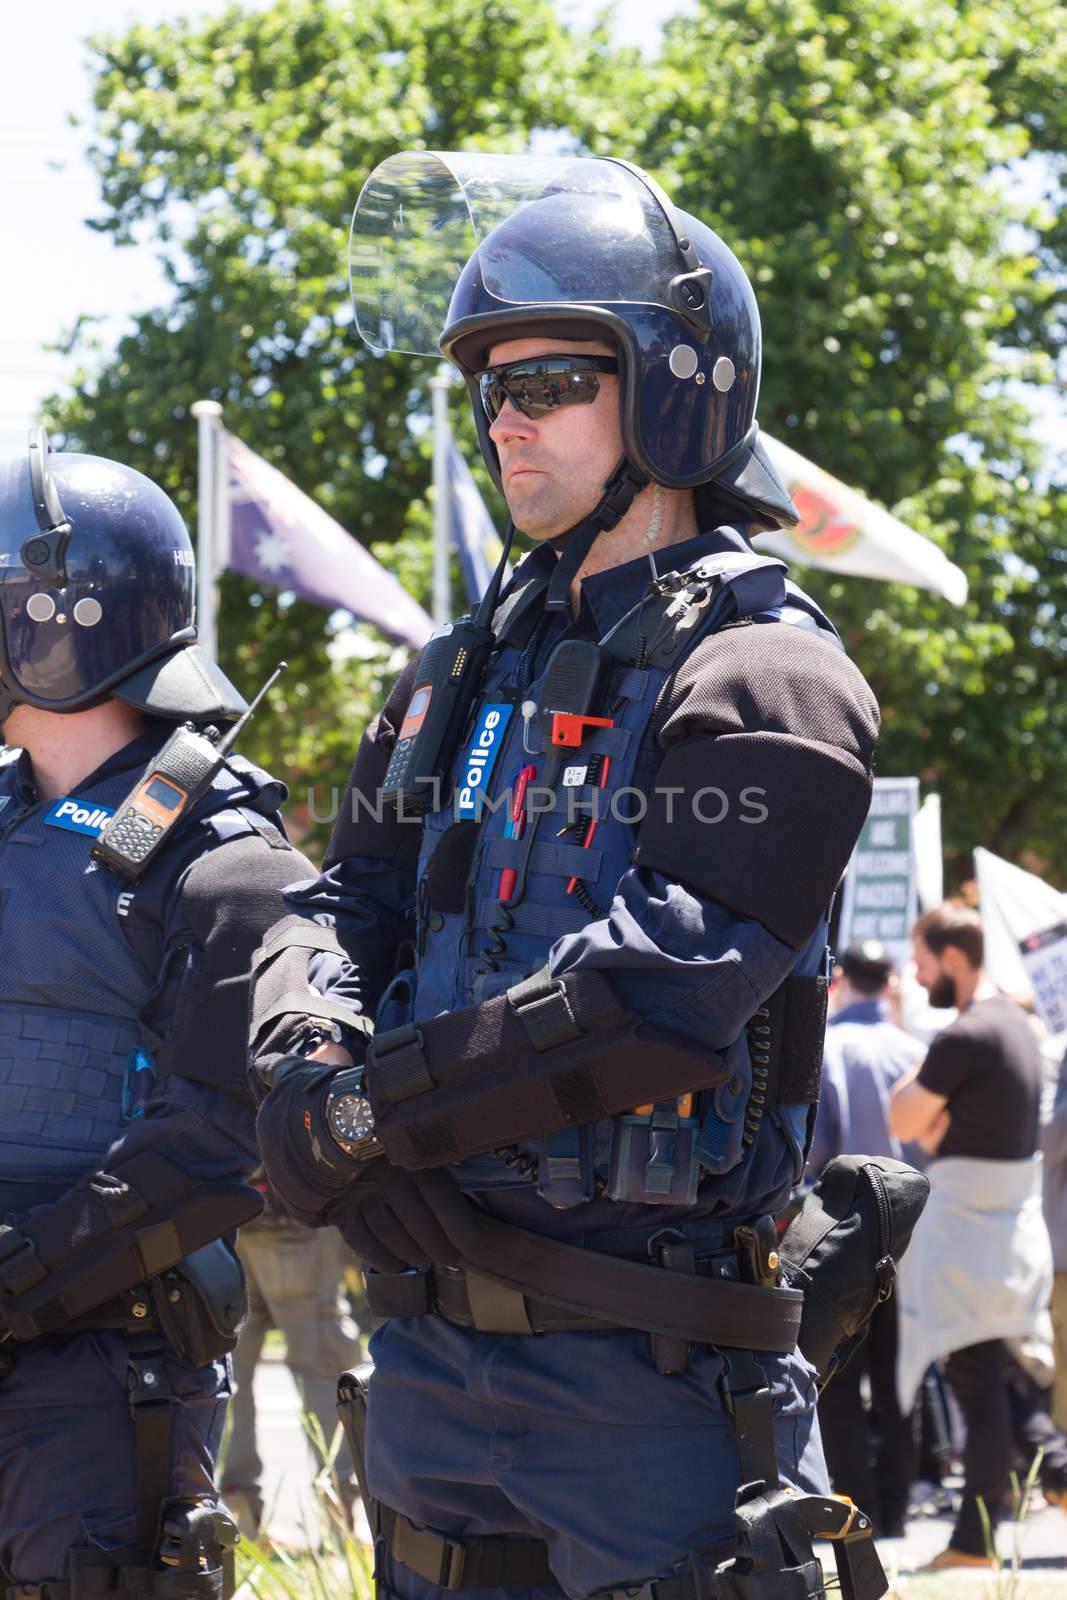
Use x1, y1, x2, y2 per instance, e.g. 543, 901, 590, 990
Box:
605, 0, 1066, 882
48, 0, 1066, 882
46, 0, 603, 848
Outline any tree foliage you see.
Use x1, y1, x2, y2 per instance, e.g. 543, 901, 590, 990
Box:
47, 0, 1065, 879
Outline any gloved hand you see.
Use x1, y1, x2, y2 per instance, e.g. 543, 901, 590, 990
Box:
255, 1058, 359, 1225
326, 1161, 463, 1274
255, 1057, 466, 1271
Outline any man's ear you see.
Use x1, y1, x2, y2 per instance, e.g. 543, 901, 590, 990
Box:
942, 944, 971, 982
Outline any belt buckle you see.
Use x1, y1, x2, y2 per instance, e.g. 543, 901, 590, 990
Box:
437, 1536, 466, 1589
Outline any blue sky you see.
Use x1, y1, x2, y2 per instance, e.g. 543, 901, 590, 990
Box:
0, 1, 679, 460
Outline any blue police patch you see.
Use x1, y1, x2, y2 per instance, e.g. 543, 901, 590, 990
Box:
44, 797, 116, 837
455, 703, 513, 819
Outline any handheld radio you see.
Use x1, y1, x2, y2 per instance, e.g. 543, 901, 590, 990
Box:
92, 662, 287, 882
380, 525, 517, 813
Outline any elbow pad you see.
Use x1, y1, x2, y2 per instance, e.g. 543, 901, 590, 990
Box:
249, 914, 375, 1092
366, 965, 727, 1170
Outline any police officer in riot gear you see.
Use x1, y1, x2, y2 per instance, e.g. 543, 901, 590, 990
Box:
0, 433, 316, 1598
251, 155, 883, 1599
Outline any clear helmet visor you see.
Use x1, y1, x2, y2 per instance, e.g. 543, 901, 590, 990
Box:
349, 151, 685, 357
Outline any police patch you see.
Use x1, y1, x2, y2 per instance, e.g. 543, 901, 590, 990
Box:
44, 797, 116, 837
456, 703, 513, 819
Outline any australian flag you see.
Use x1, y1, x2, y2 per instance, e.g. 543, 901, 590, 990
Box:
446, 437, 511, 605
225, 433, 432, 650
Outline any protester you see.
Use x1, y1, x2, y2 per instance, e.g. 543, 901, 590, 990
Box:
890, 904, 1067, 1569
809, 940, 923, 1535
1045, 1046, 1067, 1432
221, 1177, 364, 1539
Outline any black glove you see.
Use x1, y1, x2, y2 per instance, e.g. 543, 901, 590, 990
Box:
326, 1161, 463, 1274
255, 1059, 360, 1225
256, 1057, 464, 1272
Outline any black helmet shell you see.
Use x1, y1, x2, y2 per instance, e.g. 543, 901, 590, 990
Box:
442, 197, 759, 494
0, 441, 246, 722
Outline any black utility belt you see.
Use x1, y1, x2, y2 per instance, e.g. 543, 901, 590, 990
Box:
364, 1214, 797, 1359
53, 1286, 158, 1336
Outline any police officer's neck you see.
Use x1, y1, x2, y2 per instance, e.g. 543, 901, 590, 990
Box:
567, 482, 698, 613
1, 700, 150, 802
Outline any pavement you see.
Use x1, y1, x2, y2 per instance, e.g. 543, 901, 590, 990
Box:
244, 1355, 1067, 1584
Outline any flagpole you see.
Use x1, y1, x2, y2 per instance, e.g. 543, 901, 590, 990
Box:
429, 365, 453, 625
191, 399, 223, 660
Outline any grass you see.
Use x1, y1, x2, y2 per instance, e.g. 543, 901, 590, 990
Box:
232, 1413, 373, 1600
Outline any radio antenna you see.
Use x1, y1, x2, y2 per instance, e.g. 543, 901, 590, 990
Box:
217, 661, 287, 755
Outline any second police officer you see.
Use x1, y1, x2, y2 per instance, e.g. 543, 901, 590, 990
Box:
250, 155, 882, 1599
0, 434, 316, 1597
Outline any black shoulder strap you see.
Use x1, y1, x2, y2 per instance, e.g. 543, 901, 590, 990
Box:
599, 549, 789, 671
491, 566, 550, 647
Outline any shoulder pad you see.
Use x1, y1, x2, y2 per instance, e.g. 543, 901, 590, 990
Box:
202, 806, 290, 849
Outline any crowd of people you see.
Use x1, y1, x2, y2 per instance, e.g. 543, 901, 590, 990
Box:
809, 908, 1067, 1569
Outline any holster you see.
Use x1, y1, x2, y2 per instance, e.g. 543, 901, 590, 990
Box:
2, 1501, 241, 1600
150, 1239, 248, 1369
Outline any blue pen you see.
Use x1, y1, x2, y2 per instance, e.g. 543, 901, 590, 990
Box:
502, 767, 523, 840
499, 765, 536, 900
121, 1047, 156, 1121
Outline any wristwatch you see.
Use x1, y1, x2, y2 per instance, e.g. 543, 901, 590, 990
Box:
322, 1067, 382, 1165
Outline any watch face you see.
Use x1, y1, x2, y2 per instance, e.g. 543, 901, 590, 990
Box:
328, 1091, 375, 1149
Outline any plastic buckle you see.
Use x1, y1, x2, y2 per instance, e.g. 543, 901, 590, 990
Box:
508, 975, 581, 1051
437, 1536, 466, 1589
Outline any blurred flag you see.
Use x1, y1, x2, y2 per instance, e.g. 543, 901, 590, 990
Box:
755, 434, 968, 606
446, 437, 510, 604
224, 433, 432, 650
913, 793, 944, 912
975, 846, 1067, 1036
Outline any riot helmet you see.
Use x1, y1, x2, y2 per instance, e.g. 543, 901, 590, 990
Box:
0, 429, 246, 724
350, 153, 798, 605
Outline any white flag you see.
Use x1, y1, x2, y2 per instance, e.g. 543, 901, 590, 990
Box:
755, 434, 968, 606
975, 847, 1067, 1037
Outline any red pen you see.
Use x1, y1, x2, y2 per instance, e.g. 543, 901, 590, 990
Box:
498, 764, 536, 902
567, 757, 610, 893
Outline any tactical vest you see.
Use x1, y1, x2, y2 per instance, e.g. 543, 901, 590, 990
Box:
0, 745, 284, 1215
379, 541, 841, 1222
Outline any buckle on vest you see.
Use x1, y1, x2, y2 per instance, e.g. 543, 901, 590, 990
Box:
506, 973, 581, 1052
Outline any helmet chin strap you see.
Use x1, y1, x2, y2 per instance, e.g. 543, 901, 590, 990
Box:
0, 681, 21, 728
545, 456, 649, 611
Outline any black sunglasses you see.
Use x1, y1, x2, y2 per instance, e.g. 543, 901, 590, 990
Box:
477, 356, 618, 423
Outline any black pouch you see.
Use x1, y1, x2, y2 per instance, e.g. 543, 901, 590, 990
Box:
778, 1154, 929, 1390
150, 1238, 248, 1368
